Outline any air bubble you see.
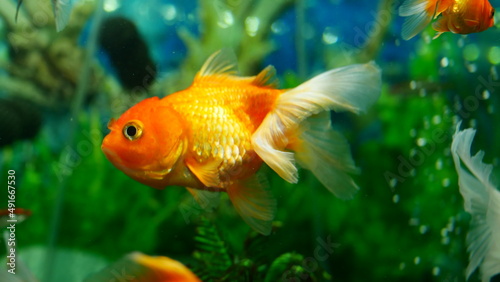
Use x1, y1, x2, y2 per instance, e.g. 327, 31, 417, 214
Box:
440, 57, 449, 67
392, 194, 400, 203
432, 267, 440, 276
390, 179, 398, 189
417, 138, 427, 147
322, 27, 338, 44
432, 115, 442, 125
419, 225, 428, 234
414, 257, 421, 265
482, 90, 491, 100
463, 44, 480, 61
435, 159, 443, 170
442, 178, 450, 187
488, 46, 500, 65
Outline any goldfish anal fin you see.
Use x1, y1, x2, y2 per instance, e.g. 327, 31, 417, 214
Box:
186, 187, 221, 211
186, 158, 222, 188
399, 0, 434, 40
464, 19, 480, 27
251, 65, 279, 88
451, 123, 500, 281
196, 49, 238, 79
289, 112, 360, 199
227, 174, 276, 235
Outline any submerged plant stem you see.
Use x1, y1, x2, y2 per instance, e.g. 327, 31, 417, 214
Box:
43, 1, 105, 281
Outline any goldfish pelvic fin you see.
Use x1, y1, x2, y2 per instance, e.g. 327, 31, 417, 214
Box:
451, 123, 500, 281
289, 113, 360, 199
186, 188, 221, 211
252, 63, 381, 184
399, 0, 434, 40
196, 49, 238, 79
431, 15, 449, 33
186, 158, 221, 188
252, 65, 279, 88
227, 174, 276, 235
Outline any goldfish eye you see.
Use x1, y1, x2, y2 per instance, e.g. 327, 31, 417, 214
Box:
123, 121, 143, 141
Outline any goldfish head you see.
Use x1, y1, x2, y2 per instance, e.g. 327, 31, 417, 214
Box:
482, 5, 495, 30
101, 97, 186, 189
462, 1, 495, 33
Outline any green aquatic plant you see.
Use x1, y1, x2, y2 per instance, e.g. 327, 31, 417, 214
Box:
157, 0, 293, 93
189, 216, 329, 281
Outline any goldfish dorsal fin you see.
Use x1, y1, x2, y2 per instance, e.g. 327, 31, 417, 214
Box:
251, 65, 278, 88
186, 157, 221, 188
227, 174, 276, 235
197, 49, 238, 79
186, 188, 221, 211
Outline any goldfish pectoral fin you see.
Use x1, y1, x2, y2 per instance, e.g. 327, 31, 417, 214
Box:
186, 158, 222, 188
186, 188, 221, 211
288, 113, 360, 199
251, 65, 279, 88
52, 0, 73, 32
451, 123, 500, 281
399, 0, 434, 40
196, 49, 238, 79
464, 19, 480, 27
227, 175, 276, 235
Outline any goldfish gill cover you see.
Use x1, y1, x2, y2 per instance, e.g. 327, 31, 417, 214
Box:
1, 0, 500, 281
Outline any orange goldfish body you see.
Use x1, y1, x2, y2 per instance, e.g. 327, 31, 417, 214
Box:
399, 0, 495, 40
84, 252, 200, 282
101, 50, 382, 235
0, 208, 31, 228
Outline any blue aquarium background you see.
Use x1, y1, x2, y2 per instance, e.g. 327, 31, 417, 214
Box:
1, 0, 500, 281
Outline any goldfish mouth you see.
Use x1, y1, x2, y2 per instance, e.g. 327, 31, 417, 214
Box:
101, 145, 174, 181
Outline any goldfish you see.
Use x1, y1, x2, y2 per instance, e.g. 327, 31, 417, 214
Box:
0, 208, 31, 228
15, 0, 74, 32
451, 124, 500, 282
102, 50, 381, 235
399, 0, 495, 40
84, 252, 200, 282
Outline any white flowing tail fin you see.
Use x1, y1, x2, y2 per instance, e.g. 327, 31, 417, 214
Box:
451, 124, 500, 282
252, 62, 381, 199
